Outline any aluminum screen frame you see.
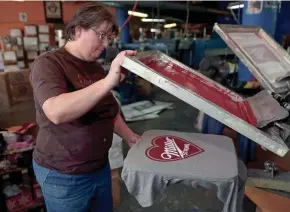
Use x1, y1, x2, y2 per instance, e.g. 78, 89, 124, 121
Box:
213, 23, 290, 95
121, 50, 289, 157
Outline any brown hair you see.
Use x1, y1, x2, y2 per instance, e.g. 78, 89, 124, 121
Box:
64, 3, 118, 41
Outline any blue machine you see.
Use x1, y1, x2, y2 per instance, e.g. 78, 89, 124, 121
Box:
120, 39, 176, 57
238, 0, 278, 82
116, 8, 130, 44
182, 36, 229, 68
201, 2, 280, 164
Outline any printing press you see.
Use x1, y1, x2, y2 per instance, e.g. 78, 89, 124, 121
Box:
119, 24, 290, 209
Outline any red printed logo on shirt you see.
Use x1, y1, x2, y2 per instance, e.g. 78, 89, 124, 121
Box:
78, 74, 95, 86
145, 136, 204, 162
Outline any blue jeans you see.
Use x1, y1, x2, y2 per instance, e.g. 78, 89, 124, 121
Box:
33, 160, 113, 212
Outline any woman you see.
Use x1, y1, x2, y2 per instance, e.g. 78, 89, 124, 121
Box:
30, 3, 140, 212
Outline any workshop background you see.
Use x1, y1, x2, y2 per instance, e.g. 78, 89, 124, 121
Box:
0, 1, 290, 212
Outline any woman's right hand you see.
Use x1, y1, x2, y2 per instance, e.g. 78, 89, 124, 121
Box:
104, 50, 137, 89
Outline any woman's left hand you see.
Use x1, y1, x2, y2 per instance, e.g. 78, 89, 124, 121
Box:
126, 133, 141, 147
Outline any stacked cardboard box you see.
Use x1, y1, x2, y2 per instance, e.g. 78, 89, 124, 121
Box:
0, 24, 52, 104
0, 51, 19, 71
0, 35, 20, 71
10, 29, 25, 69
38, 25, 50, 55
8, 69, 33, 103
24, 25, 39, 69
0, 35, 18, 50
0, 24, 52, 70
0, 72, 13, 109
0, 69, 33, 109
0, 28, 26, 71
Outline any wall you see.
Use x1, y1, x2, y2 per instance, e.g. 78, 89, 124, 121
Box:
0, 1, 116, 36
63, 2, 116, 24
217, 1, 290, 45
275, 1, 290, 43
0, 1, 46, 35
217, 1, 238, 25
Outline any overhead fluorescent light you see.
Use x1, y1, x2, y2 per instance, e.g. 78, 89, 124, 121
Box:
164, 23, 177, 29
227, 2, 244, 10
150, 28, 161, 33
128, 11, 148, 18
229, 4, 244, 9
141, 18, 165, 23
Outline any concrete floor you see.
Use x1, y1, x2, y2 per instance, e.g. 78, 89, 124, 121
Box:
0, 88, 256, 212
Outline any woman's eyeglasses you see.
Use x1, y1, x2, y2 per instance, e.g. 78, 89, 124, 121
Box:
91, 29, 113, 44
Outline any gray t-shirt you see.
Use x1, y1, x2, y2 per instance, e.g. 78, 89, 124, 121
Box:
121, 130, 247, 212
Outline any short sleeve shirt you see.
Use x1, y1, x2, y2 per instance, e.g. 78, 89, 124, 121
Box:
30, 47, 119, 174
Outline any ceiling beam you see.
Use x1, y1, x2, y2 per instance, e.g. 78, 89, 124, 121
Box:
103, 1, 230, 16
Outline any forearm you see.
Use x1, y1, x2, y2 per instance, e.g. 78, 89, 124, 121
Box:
113, 113, 134, 142
43, 79, 111, 124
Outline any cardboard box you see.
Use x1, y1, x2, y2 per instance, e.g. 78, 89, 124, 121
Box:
9, 29, 22, 38
10, 83, 33, 102
0, 72, 10, 89
17, 61, 26, 69
0, 53, 4, 70
0, 39, 12, 51
24, 37, 39, 51
38, 34, 49, 43
4, 65, 20, 72
38, 25, 49, 34
0, 72, 12, 108
8, 69, 30, 85
5, 43, 12, 50
2, 51, 17, 63
16, 37, 23, 46
39, 43, 49, 51
26, 51, 38, 60
0, 92, 12, 109
15, 49, 24, 59
24, 25, 37, 36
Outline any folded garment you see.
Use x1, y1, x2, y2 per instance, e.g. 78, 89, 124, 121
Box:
3, 185, 22, 198
6, 140, 34, 151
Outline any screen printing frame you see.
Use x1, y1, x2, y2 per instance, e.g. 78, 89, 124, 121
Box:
121, 50, 289, 157
213, 23, 290, 95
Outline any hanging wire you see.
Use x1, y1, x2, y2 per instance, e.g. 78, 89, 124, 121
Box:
157, 1, 160, 18
230, 9, 240, 24
185, 0, 190, 36
152, 7, 155, 39
156, 0, 160, 37
119, 0, 138, 31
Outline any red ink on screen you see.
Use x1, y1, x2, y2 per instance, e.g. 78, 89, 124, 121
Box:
139, 56, 257, 126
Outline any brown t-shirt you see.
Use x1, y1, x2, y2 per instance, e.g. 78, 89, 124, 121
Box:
30, 47, 119, 174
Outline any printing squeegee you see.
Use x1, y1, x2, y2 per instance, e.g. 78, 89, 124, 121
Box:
120, 24, 290, 157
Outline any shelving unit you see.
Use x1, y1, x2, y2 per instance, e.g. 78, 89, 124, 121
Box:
1, 146, 34, 156
0, 146, 45, 212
